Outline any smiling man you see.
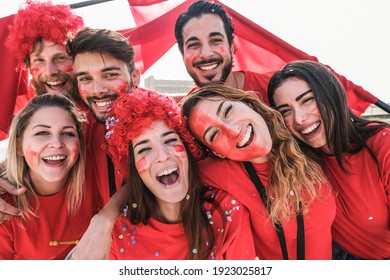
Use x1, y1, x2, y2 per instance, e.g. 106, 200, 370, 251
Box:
174, 0, 270, 103
6, 1, 83, 102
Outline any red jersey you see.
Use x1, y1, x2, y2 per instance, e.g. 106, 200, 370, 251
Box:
0, 164, 100, 260
323, 128, 390, 259
110, 187, 256, 260
197, 158, 336, 260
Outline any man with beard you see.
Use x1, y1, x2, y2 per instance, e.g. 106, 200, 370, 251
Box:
0, 1, 83, 224
174, 1, 271, 104
5, 1, 83, 102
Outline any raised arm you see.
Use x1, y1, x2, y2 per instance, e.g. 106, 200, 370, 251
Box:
69, 182, 129, 260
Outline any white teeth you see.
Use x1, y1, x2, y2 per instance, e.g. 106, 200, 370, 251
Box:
157, 167, 177, 177
237, 125, 252, 148
43, 155, 66, 161
46, 81, 64, 86
199, 64, 218, 71
301, 122, 320, 134
96, 100, 113, 107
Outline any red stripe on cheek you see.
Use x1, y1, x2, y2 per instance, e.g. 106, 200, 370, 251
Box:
174, 145, 185, 153
25, 147, 38, 166
135, 157, 147, 174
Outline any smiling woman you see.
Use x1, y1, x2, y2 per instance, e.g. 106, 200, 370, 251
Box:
105, 87, 256, 260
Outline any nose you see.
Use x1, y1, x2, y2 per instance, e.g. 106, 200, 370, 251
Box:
222, 122, 240, 138
199, 43, 214, 58
154, 146, 170, 163
48, 134, 63, 148
92, 79, 109, 96
294, 109, 308, 125
45, 61, 59, 76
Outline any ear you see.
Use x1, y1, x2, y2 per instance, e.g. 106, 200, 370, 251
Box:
16, 139, 24, 156
211, 150, 225, 159
131, 69, 141, 88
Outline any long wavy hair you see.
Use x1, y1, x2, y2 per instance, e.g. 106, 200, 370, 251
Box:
267, 60, 390, 174
1, 94, 87, 222
181, 83, 327, 223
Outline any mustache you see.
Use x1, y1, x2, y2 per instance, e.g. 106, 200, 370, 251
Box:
193, 58, 221, 67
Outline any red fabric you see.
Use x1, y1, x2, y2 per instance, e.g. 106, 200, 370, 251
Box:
110, 187, 255, 259
197, 157, 336, 260
0, 173, 100, 260
322, 128, 390, 259
0, 1, 381, 139
0, 15, 30, 139
123, 0, 378, 116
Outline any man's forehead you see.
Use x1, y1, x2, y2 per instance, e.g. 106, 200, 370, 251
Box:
30, 39, 67, 56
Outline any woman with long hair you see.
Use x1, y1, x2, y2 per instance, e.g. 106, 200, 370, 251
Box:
181, 83, 336, 259
268, 60, 390, 259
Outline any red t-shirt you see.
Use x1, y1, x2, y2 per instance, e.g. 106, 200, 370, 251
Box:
0, 166, 100, 260
323, 128, 390, 259
110, 187, 256, 260
187, 71, 272, 104
197, 158, 336, 260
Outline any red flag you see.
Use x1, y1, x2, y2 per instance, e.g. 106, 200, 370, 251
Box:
0, 14, 30, 140
124, 0, 378, 116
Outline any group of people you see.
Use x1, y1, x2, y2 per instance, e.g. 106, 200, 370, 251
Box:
0, 1, 388, 260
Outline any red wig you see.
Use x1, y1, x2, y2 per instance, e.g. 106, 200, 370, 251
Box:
106, 88, 204, 178
6, 0, 84, 66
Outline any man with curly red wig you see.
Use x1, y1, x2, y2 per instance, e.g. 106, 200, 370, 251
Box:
6, 0, 84, 102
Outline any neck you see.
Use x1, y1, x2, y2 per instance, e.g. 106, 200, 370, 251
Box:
225, 72, 241, 89
250, 155, 269, 164
154, 201, 181, 223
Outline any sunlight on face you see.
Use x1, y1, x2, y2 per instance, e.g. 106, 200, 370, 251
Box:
188, 97, 272, 163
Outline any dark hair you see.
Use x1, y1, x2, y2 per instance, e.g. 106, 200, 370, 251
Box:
267, 60, 390, 173
174, 0, 234, 54
67, 27, 136, 75
127, 139, 217, 260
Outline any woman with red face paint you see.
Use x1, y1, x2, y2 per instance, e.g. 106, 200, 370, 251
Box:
181, 83, 336, 260
0, 94, 100, 259
268, 60, 390, 260
104, 87, 255, 260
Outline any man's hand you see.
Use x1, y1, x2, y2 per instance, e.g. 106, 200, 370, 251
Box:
0, 177, 25, 224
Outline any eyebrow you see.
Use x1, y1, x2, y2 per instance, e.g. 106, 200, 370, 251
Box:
76, 66, 121, 78
202, 101, 225, 140
133, 130, 177, 149
32, 124, 76, 130
184, 31, 225, 45
275, 89, 312, 110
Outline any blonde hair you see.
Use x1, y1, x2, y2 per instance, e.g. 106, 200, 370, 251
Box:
1, 94, 87, 222
181, 83, 328, 223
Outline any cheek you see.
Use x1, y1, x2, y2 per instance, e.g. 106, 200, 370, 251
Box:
135, 157, 148, 174
30, 67, 40, 78
61, 63, 74, 73
24, 146, 38, 166
78, 86, 90, 97
71, 146, 80, 162
113, 81, 129, 94
217, 45, 230, 55
173, 145, 187, 159
184, 50, 197, 63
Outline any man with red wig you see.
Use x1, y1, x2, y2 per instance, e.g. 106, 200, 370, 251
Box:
5, 0, 84, 102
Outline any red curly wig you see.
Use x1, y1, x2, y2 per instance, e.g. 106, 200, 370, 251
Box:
6, 0, 84, 66
105, 88, 204, 178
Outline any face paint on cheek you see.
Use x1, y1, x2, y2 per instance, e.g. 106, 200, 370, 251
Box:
114, 81, 129, 94
78, 87, 89, 98
62, 64, 74, 73
135, 156, 147, 174
24, 147, 38, 167
30, 67, 40, 78
173, 145, 187, 159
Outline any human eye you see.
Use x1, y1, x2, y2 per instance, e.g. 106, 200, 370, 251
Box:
208, 129, 219, 143
302, 96, 315, 104
54, 56, 68, 63
62, 131, 76, 137
77, 75, 92, 83
278, 108, 292, 118
35, 131, 49, 136
223, 104, 232, 118
104, 72, 119, 79
32, 57, 44, 64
